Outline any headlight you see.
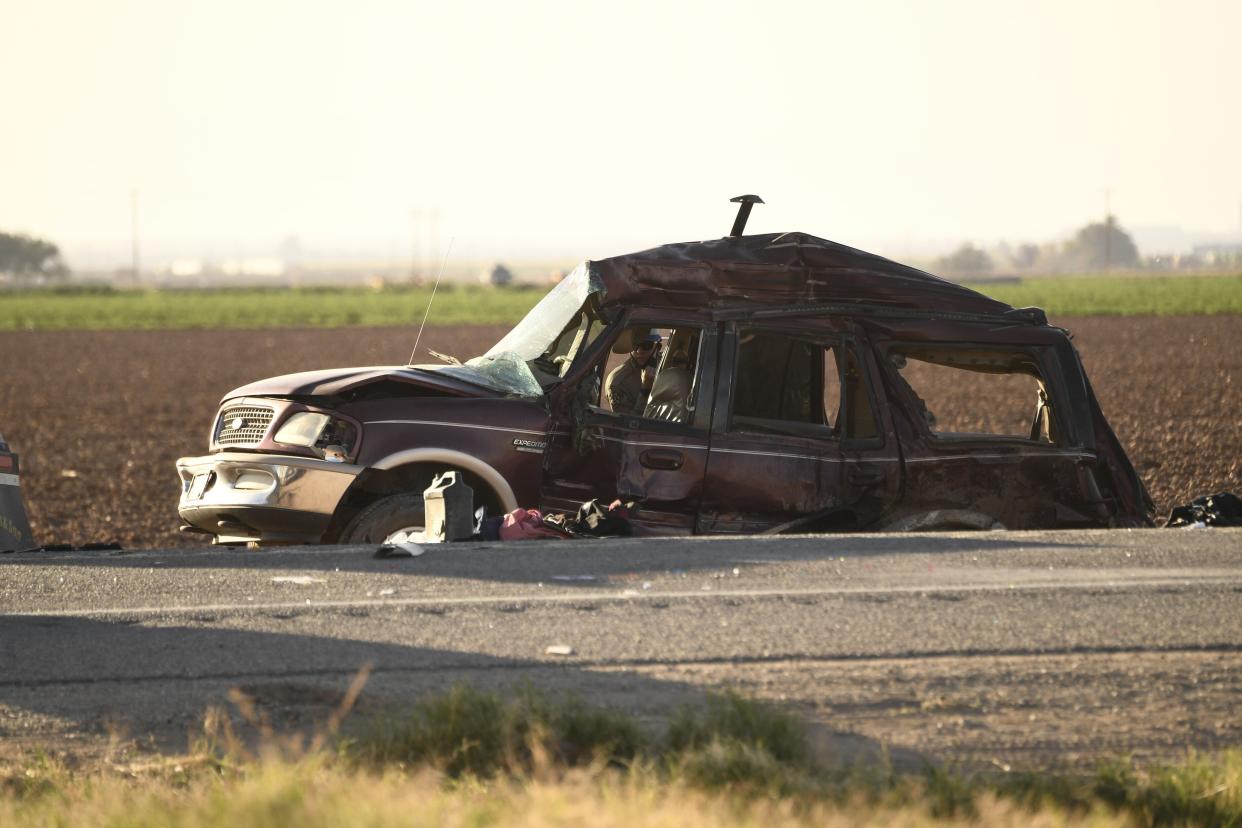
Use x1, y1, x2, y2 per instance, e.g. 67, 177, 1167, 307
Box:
272, 411, 359, 460
273, 412, 331, 447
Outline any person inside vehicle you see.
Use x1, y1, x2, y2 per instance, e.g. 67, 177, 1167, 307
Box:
643, 330, 697, 423
606, 332, 661, 415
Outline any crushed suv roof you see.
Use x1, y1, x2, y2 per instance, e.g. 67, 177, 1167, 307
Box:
591, 231, 1014, 316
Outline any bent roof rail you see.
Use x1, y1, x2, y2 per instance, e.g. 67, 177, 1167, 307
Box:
711, 303, 1048, 326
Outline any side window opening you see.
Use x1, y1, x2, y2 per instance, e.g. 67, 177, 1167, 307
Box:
729, 329, 876, 440
890, 348, 1059, 444
533, 296, 606, 380
593, 324, 702, 425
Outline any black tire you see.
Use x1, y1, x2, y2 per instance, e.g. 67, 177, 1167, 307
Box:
339, 493, 426, 544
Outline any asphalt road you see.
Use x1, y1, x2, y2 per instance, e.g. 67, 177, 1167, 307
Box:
3, 528, 1241, 770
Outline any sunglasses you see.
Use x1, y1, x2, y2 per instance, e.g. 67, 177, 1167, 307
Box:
636, 341, 658, 351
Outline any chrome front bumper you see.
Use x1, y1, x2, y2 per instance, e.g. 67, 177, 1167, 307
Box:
176, 452, 363, 543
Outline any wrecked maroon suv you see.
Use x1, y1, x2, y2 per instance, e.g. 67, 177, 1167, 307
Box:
177, 229, 1152, 545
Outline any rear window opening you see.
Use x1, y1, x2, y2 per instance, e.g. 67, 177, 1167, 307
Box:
891, 348, 1059, 444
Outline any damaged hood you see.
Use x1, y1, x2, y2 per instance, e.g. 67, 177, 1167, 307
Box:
222, 365, 497, 402
223, 271, 601, 404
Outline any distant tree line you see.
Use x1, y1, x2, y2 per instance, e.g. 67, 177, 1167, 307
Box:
0, 231, 69, 283
934, 217, 1141, 276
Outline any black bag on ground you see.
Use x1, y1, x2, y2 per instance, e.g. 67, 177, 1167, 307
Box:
561, 499, 635, 537
1165, 492, 1242, 528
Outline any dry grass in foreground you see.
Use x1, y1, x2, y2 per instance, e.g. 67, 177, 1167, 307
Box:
2, 685, 1240, 827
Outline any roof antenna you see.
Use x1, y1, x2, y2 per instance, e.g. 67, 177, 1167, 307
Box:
728, 194, 764, 237
408, 236, 455, 365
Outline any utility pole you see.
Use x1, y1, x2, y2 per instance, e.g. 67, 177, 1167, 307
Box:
1103, 187, 1112, 271
410, 208, 421, 281
130, 189, 140, 283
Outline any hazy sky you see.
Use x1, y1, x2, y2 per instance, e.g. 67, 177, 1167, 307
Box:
2, 0, 1240, 266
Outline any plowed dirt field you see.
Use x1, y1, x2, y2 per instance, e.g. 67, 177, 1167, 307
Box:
1, 317, 1238, 548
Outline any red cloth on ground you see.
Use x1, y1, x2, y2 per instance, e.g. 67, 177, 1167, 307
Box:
499, 508, 565, 541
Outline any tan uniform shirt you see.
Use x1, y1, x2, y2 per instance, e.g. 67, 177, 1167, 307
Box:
606, 356, 650, 415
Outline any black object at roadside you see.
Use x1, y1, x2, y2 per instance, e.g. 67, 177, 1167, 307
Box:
478, 515, 503, 541
560, 499, 635, 538
1165, 492, 1242, 527
0, 440, 36, 553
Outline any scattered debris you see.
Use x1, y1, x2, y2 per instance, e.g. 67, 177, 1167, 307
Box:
378, 588, 396, 596
1166, 492, 1242, 528
271, 576, 326, 585
59, 469, 80, 479
374, 542, 424, 558
544, 644, 575, 656
553, 499, 635, 538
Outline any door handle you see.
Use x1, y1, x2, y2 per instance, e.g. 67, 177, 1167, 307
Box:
640, 449, 684, 470
848, 466, 886, 485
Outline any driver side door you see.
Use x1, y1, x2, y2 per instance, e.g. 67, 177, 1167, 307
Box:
539, 313, 716, 534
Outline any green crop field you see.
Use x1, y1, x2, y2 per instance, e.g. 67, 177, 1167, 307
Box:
977, 274, 1242, 317
1, 274, 1239, 331
0, 284, 545, 331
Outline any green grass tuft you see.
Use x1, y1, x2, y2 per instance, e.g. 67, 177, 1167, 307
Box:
1091, 752, 1242, 827
350, 685, 647, 778
666, 689, 809, 767
549, 695, 648, 768
0, 752, 65, 803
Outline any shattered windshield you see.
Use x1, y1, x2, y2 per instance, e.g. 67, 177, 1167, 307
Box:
430, 263, 606, 398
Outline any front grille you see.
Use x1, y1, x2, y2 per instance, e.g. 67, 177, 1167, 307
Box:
215, 405, 276, 446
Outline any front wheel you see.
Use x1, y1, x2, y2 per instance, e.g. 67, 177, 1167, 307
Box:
339, 493, 426, 544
